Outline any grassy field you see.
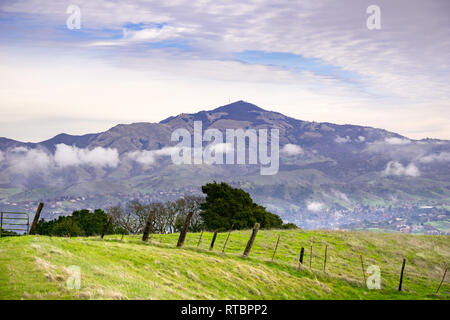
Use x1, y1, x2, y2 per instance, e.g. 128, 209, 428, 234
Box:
0, 229, 449, 300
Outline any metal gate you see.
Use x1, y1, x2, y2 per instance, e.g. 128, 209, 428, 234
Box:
0, 212, 30, 237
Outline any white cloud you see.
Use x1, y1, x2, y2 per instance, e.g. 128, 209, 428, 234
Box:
385, 137, 411, 145
364, 139, 430, 161
332, 190, 350, 203
90, 25, 196, 47
10, 146, 29, 153
357, 136, 365, 142
126, 146, 179, 165
335, 136, 350, 143
127, 144, 235, 166
281, 144, 303, 155
307, 201, 324, 212
0, 144, 120, 179
54, 144, 119, 168
3, 147, 52, 174
419, 152, 450, 163
384, 161, 420, 177
210, 143, 233, 154
126, 25, 193, 42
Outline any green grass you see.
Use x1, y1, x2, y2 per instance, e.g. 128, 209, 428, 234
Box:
0, 230, 449, 300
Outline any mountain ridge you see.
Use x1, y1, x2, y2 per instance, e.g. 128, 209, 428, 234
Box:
0, 100, 420, 151
0, 101, 449, 232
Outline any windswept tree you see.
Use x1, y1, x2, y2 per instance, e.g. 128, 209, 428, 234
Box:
200, 182, 283, 231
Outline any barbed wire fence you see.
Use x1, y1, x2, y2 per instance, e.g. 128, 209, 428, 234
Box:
103, 224, 449, 296
183, 230, 448, 295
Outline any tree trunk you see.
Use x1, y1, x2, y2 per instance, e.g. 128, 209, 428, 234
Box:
100, 216, 111, 239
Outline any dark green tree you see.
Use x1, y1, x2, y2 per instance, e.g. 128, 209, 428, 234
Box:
199, 182, 283, 231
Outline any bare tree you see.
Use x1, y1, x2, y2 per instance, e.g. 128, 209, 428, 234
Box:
165, 201, 178, 233
174, 196, 204, 232
150, 202, 169, 234
108, 203, 141, 234
126, 200, 148, 231
109, 196, 204, 235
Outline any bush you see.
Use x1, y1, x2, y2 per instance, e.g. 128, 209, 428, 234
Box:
0, 228, 17, 236
282, 223, 299, 229
35, 209, 125, 237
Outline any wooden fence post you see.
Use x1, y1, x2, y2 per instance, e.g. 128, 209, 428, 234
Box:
197, 230, 204, 247
177, 211, 194, 247
436, 266, 447, 294
210, 231, 218, 250
360, 254, 366, 285
222, 224, 234, 253
100, 216, 111, 239
398, 258, 406, 291
298, 247, 305, 270
29, 202, 44, 235
323, 245, 328, 273
243, 223, 260, 257
142, 211, 156, 242
309, 245, 313, 270
271, 234, 281, 261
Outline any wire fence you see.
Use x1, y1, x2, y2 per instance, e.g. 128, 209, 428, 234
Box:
105, 229, 449, 296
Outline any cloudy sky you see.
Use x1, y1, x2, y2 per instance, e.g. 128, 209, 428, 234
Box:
0, 0, 449, 142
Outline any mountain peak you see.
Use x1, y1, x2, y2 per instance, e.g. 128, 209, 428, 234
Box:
211, 100, 265, 113
160, 100, 267, 124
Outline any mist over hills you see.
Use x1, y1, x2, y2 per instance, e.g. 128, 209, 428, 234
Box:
0, 101, 449, 232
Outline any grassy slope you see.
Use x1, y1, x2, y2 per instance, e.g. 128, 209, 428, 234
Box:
0, 230, 449, 300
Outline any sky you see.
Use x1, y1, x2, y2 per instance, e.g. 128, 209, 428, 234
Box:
0, 0, 449, 142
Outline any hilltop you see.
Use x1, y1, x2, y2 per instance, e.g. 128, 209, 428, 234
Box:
1, 229, 448, 300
